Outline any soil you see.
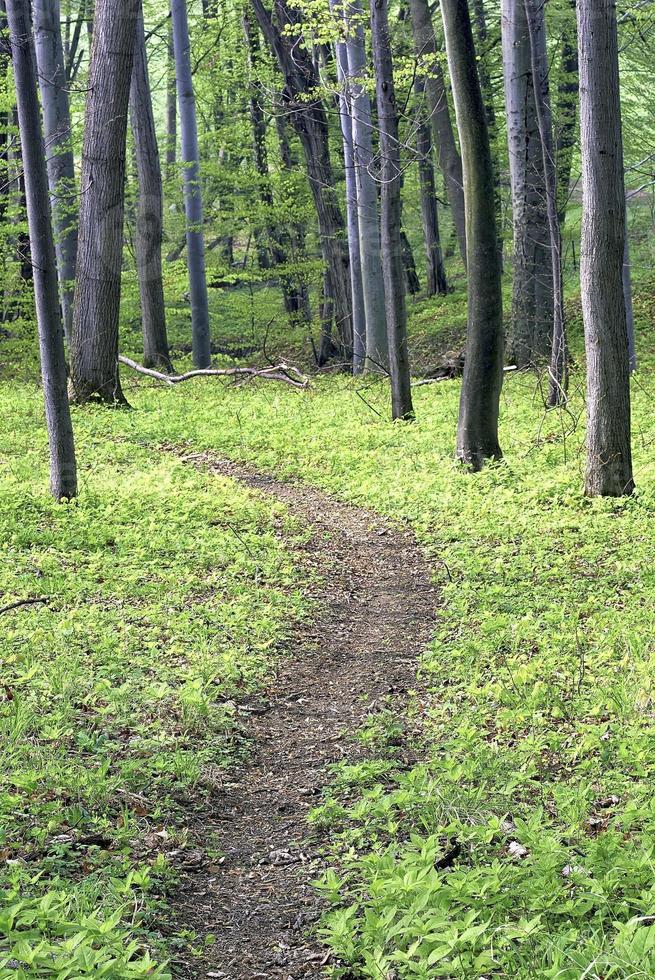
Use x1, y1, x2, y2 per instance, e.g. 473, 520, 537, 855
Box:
171, 455, 437, 979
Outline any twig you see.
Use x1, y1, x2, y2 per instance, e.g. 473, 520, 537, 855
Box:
0, 597, 49, 615
118, 355, 309, 389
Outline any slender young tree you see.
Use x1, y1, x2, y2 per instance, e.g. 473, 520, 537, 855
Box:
370, 0, 414, 420
345, 0, 388, 371
556, 8, 578, 226
407, 0, 466, 264
441, 0, 503, 467
524, 0, 567, 406
578, 0, 633, 496
330, 0, 365, 372
252, 0, 353, 361
33, 0, 78, 346
501, 0, 551, 366
172, 0, 211, 368
166, 17, 177, 177
415, 76, 447, 296
130, 4, 172, 371
6, 0, 77, 498
70, 0, 139, 404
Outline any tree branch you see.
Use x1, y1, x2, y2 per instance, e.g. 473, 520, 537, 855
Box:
118, 355, 309, 389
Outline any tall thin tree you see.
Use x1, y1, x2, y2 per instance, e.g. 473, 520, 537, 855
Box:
70, 0, 139, 404
370, 0, 414, 420
441, 0, 503, 467
6, 0, 77, 498
33, 0, 78, 346
130, 4, 172, 371
172, 0, 211, 368
577, 0, 633, 496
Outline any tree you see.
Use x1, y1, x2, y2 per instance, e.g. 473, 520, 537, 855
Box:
172, 0, 211, 368
166, 18, 177, 178
252, 0, 353, 362
6, 0, 77, 498
70, 0, 139, 404
407, 0, 466, 264
130, 4, 172, 372
33, 0, 78, 346
441, 0, 503, 467
370, 0, 414, 420
501, 0, 552, 367
524, 0, 567, 406
577, 0, 633, 496
330, 0, 366, 372
345, 0, 388, 371
415, 76, 448, 296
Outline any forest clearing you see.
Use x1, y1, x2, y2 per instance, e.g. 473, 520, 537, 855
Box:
2, 0, 655, 976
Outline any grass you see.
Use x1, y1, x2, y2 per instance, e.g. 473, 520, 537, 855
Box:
3, 258, 655, 976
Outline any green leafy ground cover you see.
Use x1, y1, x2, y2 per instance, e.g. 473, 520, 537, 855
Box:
3, 269, 655, 977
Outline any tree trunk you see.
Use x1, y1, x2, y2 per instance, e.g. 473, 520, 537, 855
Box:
166, 16, 177, 177
501, 0, 552, 366
252, 0, 353, 362
33, 0, 78, 347
470, 0, 503, 259
623, 204, 636, 373
344, 0, 388, 371
275, 111, 312, 323
524, 0, 568, 406
130, 5, 172, 372
172, 0, 211, 368
407, 0, 466, 265
6, 0, 77, 498
556, 7, 578, 226
415, 76, 447, 295
330, 0, 365, 373
70, 0, 138, 404
441, 0, 503, 468
370, 0, 414, 420
578, 0, 633, 496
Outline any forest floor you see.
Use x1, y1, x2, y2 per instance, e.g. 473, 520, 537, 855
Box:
4, 273, 655, 977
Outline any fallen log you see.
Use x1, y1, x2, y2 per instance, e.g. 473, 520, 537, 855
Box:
118, 355, 309, 389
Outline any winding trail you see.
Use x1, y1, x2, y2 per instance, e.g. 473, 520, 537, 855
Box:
174, 455, 437, 979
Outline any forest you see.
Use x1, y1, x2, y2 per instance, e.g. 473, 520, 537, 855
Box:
1, 0, 655, 975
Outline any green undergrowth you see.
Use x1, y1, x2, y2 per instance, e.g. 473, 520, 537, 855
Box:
0, 386, 306, 977
81, 286, 655, 978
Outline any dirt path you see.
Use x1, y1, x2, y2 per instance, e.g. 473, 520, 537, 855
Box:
173, 455, 437, 979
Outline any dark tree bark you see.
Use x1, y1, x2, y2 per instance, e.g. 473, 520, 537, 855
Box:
130, 4, 172, 372
345, 0, 388, 371
555, 7, 578, 225
524, 0, 568, 406
33, 0, 78, 346
252, 0, 353, 361
501, 0, 552, 366
407, 0, 466, 264
172, 0, 211, 368
415, 76, 447, 296
441, 0, 503, 467
370, 0, 414, 420
70, 0, 138, 405
6, 0, 77, 498
578, 0, 633, 496
470, 0, 503, 259
330, 0, 365, 373
401, 227, 421, 296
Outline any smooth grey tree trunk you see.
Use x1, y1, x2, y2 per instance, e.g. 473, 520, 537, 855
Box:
441, 0, 503, 468
252, 0, 353, 362
578, 0, 633, 496
172, 0, 211, 368
524, 0, 568, 406
33, 0, 78, 347
345, 0, 388, 371
7, 0, 77, 499
130, 6, 172, 372
370, 0, 414, 420
415, 76, 447, 296
407, 0, 466, 265
501, 0, 552, 366
70, 0, 138, 404
330, 0, 365, 373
